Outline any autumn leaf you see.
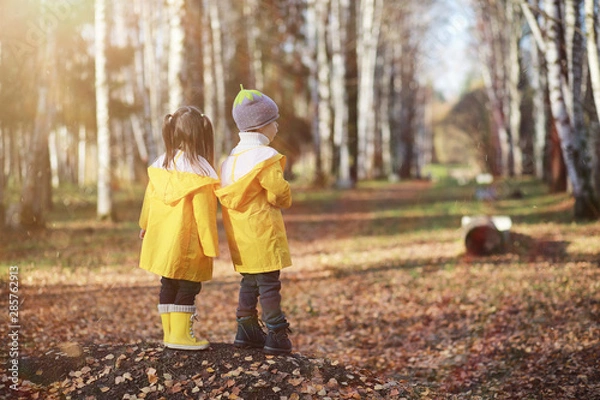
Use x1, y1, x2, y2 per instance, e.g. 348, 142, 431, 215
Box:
146, 367, 158, 385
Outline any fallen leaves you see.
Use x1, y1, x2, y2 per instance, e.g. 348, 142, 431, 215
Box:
7, 343, 412, 399
2, 181, 600, 399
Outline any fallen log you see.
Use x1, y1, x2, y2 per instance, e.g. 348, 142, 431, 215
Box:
461, 215, 512, 255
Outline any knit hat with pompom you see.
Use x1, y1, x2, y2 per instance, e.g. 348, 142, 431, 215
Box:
232, 85, 279, 132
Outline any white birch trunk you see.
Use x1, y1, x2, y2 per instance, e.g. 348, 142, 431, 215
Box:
49, 129, 59, 188
209, 0, 228, 154
356, 0, 382, 180
133, 0, 155, 163
95, 0, 112, 220
244, 0, 264, 88
507, 0, 522, 175
202, 0, 218, 154
305, 0, 322, 182
316, 0, 332, 180
78, 124, 86, 187
141, 0, 162, 154
530, 38, 547, 178
566, 0, 586, 150
331, 0, 352, 187
379, 46, 393, 179
545, 0, 587, 202
586, 0, 600, 124
585, 0, 600, 193
167, 0, 185, 111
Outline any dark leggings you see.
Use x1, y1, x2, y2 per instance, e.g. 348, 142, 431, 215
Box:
159, 277, 202, 305
236, 270, 286, 328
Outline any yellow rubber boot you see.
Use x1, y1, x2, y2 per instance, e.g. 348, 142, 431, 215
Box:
158, 304, 171, 345
166, 305, 209, 350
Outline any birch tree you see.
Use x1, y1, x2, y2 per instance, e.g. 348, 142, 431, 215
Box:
331, 0, 353, 187
585, 0, 600, 194
474, 0, 510, 176
544, 0, 599, 219
140, 0, 164, 156
305, 0, 322, 182
356, 0, 383, 180
202, 0, 217, 153
167, 0, 184, 111
208, 0, 228, 154
95, 0, 112, 220
244, 0, 264, 89
507, 0, 523, 175
316, 0, 333, 183
132, 0, 157, 165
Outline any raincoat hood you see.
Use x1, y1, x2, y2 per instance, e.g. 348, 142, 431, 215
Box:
216, 154, 286, 211
147, 167, 219, 205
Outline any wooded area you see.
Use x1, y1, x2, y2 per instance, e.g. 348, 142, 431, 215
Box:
1, 0, 600, 228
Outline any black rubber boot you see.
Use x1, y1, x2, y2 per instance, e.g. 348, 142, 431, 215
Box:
234, 315, 266, 348
264, 323, 292, 355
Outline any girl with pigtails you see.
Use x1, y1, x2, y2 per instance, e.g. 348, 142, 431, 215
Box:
138, 106, 220, 350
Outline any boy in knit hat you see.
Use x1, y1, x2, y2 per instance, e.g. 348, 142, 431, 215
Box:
215, 85, 293, 354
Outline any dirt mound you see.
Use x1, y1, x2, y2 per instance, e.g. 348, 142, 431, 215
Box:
6, 342, 415, 399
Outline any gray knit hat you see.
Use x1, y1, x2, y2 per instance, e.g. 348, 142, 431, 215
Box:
232, 85, 279, 131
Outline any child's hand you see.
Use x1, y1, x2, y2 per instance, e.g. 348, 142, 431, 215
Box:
139, 229, 146, 239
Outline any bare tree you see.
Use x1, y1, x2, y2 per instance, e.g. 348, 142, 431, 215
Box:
316, 0, 333, 183
543, 0, 599, 218
356, 0, 383, 180
95, 0, 113, 220
474, 0, 510, 176
585, 0, 600, 194
507, 0, 523, 175
20, 2, 56, 228
167, 0, 185, 111
331, 0, 353, 187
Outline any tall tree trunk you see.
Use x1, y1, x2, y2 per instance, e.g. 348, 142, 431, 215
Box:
141, 0, 163, 155
549, 121, 567, 192
530, 29, 548, 179
78, 124, 87, 187
331, 0, 352, 188
379, 44, 393, 180
305, 0, 323, 184
346, 0, 359, 183
244, 0, 264, 89
167, 0, 185, 111
316, 0, 332, 184
477, 1, 509, 176
20, 3, 55, 228
399, 44, 417, 179
507, 0, 523, 176
545, 0, 599, 219
208, 0, 228, 154
356, 0, 382, 180
202, 0, 218, 154
133, 0, 156, 164
585, 0, 600, 195
95, 0, 113, 220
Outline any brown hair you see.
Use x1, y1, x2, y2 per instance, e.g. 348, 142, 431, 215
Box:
161, 106, 215, 175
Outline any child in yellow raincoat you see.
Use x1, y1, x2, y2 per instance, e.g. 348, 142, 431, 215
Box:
216, 86, 293, 355
139, 106, 219, 350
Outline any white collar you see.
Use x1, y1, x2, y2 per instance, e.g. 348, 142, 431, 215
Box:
233, 132, 270, 151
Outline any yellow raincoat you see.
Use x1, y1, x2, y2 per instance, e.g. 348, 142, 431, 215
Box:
139, 167, 219, 282
216, 154, 292, 273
